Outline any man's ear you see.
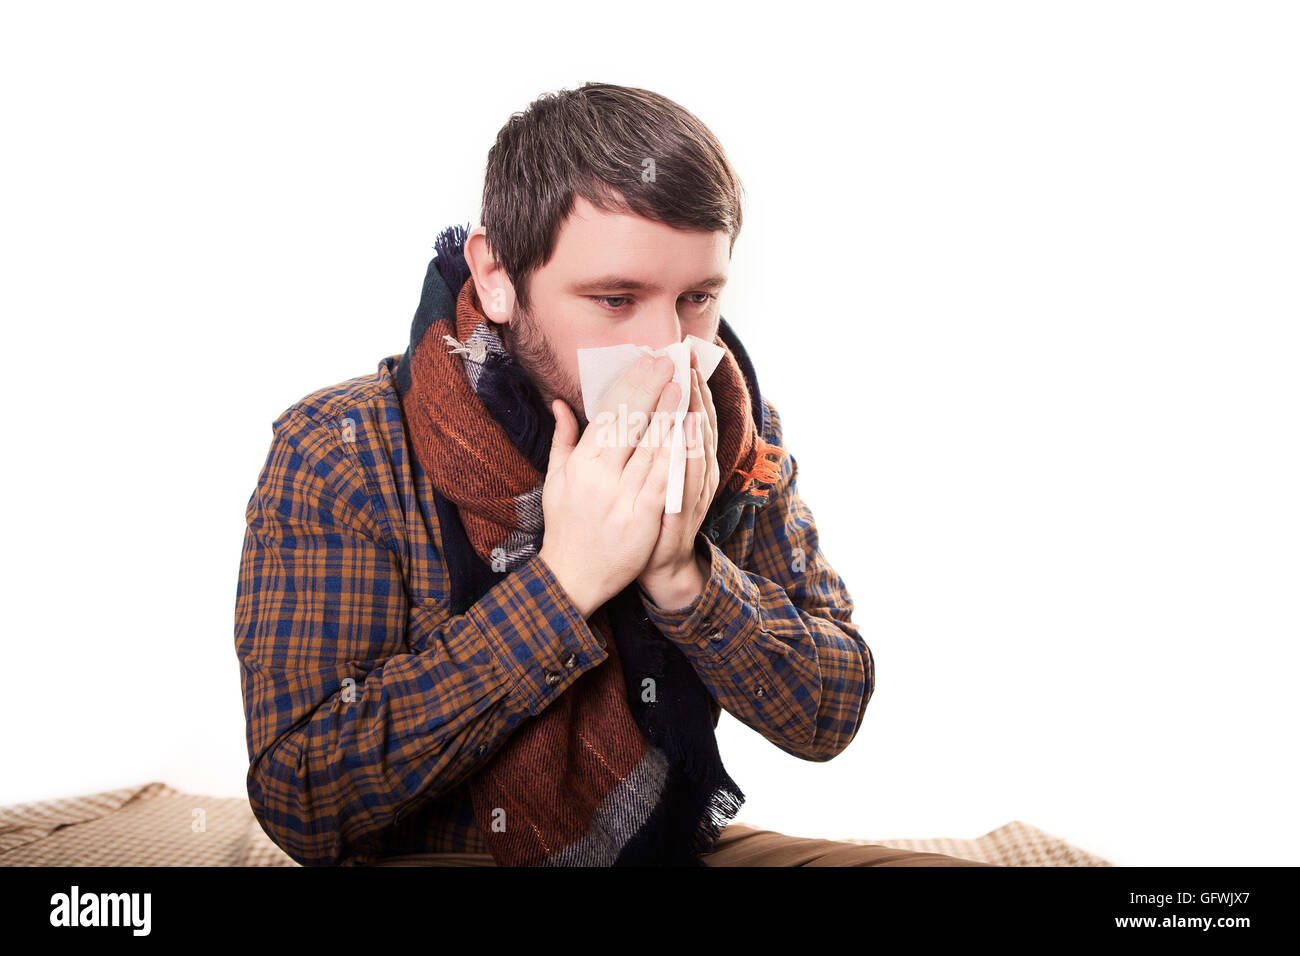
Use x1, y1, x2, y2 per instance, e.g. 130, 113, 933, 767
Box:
462, 226, 514, 326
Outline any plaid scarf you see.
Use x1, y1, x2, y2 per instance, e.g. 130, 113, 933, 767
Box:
393, 223, 785, 865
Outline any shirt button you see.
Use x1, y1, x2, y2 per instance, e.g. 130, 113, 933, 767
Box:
476, 743, 487, 756
706, 629, 724, 643
563, 652, 577, 669
545, 671, 561, 685
754, 685, 766, 698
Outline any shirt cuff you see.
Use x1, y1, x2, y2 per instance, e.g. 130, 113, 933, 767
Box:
466, 551, 609, 716
637, 533, 763, 665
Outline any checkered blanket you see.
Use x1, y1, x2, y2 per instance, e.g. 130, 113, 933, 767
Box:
0, 782, 1112, 866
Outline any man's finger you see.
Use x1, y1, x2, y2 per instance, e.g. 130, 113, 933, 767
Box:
587, 354, 677, 470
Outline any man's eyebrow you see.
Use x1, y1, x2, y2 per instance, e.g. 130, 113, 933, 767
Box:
570, 274, 729, 294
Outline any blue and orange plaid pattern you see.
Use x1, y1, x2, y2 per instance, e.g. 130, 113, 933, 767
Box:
234, 354, 874, 866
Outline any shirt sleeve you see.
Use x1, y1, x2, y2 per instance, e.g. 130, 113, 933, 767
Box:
636, 399, 874, 762
234, 407, 608, 866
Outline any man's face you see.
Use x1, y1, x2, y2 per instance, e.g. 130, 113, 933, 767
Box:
470, 195, 729, 430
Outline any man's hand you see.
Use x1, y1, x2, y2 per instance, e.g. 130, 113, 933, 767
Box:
637, 348, 720, 610
538, 354, 681, 619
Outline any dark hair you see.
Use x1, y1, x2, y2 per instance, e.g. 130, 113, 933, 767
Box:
480, 82, 746, 313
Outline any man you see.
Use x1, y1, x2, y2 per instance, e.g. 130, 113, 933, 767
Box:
234, 82, 994, 867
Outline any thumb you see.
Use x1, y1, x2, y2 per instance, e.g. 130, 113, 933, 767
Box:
548, 399, 578, 470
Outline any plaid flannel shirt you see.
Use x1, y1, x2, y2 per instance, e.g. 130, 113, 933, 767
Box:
234, 354, 874, 866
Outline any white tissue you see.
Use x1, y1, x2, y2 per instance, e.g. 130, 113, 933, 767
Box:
576, 334, 725, 514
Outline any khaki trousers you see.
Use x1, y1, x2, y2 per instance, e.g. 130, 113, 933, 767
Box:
367, 821, 999, 867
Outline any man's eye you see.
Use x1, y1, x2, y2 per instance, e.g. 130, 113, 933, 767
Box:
589, 293, 718, 312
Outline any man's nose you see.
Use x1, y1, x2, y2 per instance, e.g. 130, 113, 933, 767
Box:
636, 309, 686, 351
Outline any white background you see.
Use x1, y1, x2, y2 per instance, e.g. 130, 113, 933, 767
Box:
2, 1, 1296, 866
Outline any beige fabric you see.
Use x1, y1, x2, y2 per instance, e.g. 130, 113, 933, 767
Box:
829, 821, 1113, 867
0, 782, 1111, 867
0, 782, 297, 867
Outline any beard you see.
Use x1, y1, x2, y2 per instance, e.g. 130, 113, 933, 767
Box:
501, 299, 588, 431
